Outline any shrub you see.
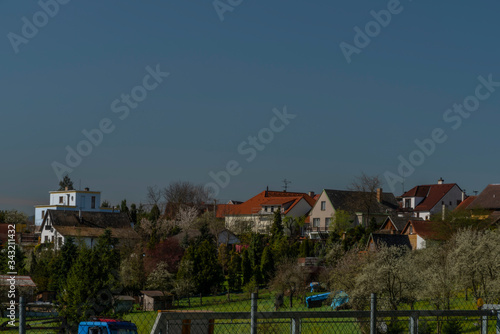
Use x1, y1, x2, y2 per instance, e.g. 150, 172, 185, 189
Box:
442, 319, 462, 334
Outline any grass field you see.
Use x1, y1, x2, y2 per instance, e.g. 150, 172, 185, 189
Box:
2, 292, 494, 333
119, 291, 492, 334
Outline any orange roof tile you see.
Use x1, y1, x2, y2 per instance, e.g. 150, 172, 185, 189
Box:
216, 190, 315, 218
455, 196, 476, 211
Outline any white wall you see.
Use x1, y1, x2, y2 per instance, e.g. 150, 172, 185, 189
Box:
308, 191, 334, 231
429, 185, 463, 214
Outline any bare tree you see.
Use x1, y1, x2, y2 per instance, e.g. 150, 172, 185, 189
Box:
348, 173, 382, 227
163, 181, 211, 207
270, 259, 307, 308
146, 185, 165, 212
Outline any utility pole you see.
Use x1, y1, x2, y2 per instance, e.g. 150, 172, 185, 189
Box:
282, 179, 292, 192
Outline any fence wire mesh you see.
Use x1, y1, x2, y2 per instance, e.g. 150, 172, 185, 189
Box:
6, 293, 500, 333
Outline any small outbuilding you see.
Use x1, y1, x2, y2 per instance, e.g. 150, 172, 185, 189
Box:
140, 290, 173, 311
114, 295, 135, 313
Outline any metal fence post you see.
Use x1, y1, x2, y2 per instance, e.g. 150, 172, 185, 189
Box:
497, 310, 500, 334
370, 293, 377, 334
251, 292, 258, 334
19, 296, 26, 334
409, 313, 418, 334
482, 315, 488, 334
291, 317, 301, 334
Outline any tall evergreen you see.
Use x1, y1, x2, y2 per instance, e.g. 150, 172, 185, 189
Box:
241, 249, 252, 285
260, 246, 275, 284
270, 210, 284, 242
59, 230, 120, 324
179, 240, 223, 295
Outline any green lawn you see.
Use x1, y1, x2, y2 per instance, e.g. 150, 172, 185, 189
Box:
120, 292, 495, 334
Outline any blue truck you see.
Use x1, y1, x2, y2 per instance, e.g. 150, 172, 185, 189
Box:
78, 318, 138, 334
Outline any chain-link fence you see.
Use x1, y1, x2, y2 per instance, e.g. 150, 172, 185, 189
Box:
6, 293, 500, 333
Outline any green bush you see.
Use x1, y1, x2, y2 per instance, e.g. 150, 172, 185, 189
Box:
385, 321, 405, 334
442, 319, 462, 334
418, 320, 436, 334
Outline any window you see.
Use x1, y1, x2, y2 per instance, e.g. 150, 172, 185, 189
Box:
41, 210, 45, 219
405, 199, 411, 208
313, 218, 320, 227
321, 201, 326, 211
44, 236, 48, 243
91, 196, 96, 209
58, 237, 62, 246
59, 196, 64, 204
325, 217, 332, 227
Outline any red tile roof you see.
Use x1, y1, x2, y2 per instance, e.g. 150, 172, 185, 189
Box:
216, 190, 316, 218
455, 196, 476, 211
402, 184, 458, 212
402, 220, 447, 240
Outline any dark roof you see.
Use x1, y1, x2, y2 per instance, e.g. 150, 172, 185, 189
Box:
468, 185, 500, 210
324, 189, 398, 213
402, 183, 459, 211
381, 216, 412, 231
370, 233, 411, 249
141, 290, 172, 297
47, 210, 131, 228
402, 220, 447, 241
44, 210, 139, 240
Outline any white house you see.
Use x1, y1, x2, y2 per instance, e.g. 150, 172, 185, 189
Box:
400, 178, 464, 220
307, 188, 398, 239
34, 187, 116, 226
401, 220, 445, 250
40, 210, 139, 250
216, 190, 316, 234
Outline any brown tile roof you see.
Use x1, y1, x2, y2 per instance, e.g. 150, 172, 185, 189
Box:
402, 220, 447, 241
46, 210, 139, 240
0, 276, 36, 287
455, 196, 476, 211
402, 183, 458, 211
468, 185, 500, 210
216, 190, 316, 217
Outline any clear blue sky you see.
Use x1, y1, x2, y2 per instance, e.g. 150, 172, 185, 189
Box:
1, 0, 499, 214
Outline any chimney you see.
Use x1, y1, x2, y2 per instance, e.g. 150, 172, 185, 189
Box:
308, 191, 315, 198
438, 177, 444, 185
462, 191, 466, 202
376, 188, 383, 203
85, 187, 90, 191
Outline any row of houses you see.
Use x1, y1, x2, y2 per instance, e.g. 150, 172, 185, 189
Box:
5, 178, 500, 251
216, 178, 500, 244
